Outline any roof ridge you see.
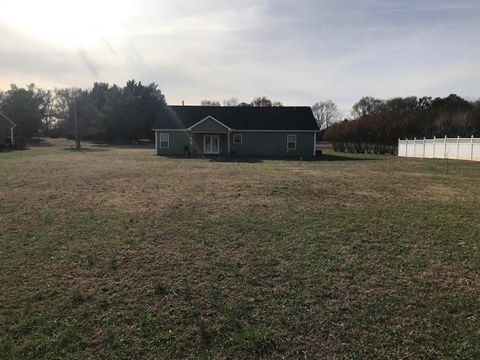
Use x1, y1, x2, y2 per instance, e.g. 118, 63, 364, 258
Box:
169, 105, 311, 109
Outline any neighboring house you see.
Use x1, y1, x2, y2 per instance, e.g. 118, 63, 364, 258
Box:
0, 112, 16, 146
153, 106, 319, 158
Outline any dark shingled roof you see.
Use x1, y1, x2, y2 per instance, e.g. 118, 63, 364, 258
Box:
154, 106, 319, 131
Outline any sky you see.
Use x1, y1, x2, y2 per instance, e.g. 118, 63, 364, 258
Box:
0, 0, 479, 113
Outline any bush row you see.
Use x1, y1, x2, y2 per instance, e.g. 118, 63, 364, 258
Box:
332, 142, 397, 155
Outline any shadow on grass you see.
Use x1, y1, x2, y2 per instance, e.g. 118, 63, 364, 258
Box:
63, 147, 109, 152
91, 143, 155, 149
210, 153, 380, 162
157, 152, 381, 163
209, 157, 264, 163
315, 153, 380, 161
155, 155, 264, 163
0, 148, 29, 153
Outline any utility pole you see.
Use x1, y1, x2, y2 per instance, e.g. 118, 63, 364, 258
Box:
72, 92, 81, 149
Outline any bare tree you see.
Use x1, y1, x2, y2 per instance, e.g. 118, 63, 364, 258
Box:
53, 88, 83, 146
41, 90, 55, 136
200, 99, 221, 106
311, 100, 340, 129
251, 96, 272, 107
351, 96, 384, 118
223, 97, 239, 106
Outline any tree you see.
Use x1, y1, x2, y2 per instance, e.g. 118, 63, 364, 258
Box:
53, 88, 98, 144
90, 82, 110, 110
112, 80, 168, 142
52, 88, 80, 139
200, 99, 221, 106
251, 96, 272, 107
52, 80, 168, 143
40, 90, 55, 136
311, 100, 339, 130
385, 96, 420, 114
223, 98, 239, 106
272, 101, 283, 107
0, 84, 49, 138
325, 94, 479, 154
428, 94, 473, 137
434, 112, 470, 137
351, 96, 384, 118
469, 100, 480, 136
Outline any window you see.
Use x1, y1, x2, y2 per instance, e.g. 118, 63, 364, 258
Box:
159, 133, 169, 149
287, 134, 296, 150
233, 134, 243, 144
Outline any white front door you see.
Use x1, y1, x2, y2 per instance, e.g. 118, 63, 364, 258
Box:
203, 134, 220, 154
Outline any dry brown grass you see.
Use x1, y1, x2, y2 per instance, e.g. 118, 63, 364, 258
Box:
1, 145, 479, 359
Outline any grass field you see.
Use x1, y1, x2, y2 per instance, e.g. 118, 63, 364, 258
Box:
1, 145, 479, 359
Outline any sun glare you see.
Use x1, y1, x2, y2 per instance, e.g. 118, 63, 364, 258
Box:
0, 0, 131, 47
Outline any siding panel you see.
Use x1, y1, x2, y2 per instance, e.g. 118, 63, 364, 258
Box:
156, 131, 189, 155
231, 132, 314, 158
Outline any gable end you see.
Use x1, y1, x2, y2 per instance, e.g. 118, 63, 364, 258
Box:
189, 116, 231, 133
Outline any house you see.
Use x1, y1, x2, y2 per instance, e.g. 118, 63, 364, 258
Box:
153, 106, 319, 158
0, 112, 16, 147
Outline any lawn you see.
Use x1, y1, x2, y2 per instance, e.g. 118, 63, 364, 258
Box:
1, 145, 479, 359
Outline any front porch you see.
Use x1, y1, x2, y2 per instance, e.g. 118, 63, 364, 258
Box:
188, 116, 232, 157
189, 132, 230, 157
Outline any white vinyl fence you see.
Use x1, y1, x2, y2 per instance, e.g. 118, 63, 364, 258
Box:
398, 136, 480, 161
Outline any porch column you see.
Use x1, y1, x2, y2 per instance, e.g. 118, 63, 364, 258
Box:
154, 130, 157, 153
227, 131, 231, 158
10, 127, 14, 146
189, 131, 193, 156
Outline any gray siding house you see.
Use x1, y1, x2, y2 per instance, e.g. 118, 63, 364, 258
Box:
153, 106, 319, 158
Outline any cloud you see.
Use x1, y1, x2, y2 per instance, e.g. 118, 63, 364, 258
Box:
0, 0, 479, 112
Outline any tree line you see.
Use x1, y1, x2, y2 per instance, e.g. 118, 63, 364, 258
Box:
0, 82, 341, 144
324, 95, 480, 154
0, 84, 329, 144
3, 81, 477, 152
0, 81, 170, 143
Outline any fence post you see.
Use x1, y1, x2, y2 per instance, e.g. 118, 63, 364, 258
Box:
457, 136, 460, 160
433, 136, 436, 158
471, 135, 474, 160
413, 137, 416, 158
444, 135, 447, 159
423, 137, 426, 158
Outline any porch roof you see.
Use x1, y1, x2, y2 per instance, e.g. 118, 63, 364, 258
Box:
189, 116, 231, 133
